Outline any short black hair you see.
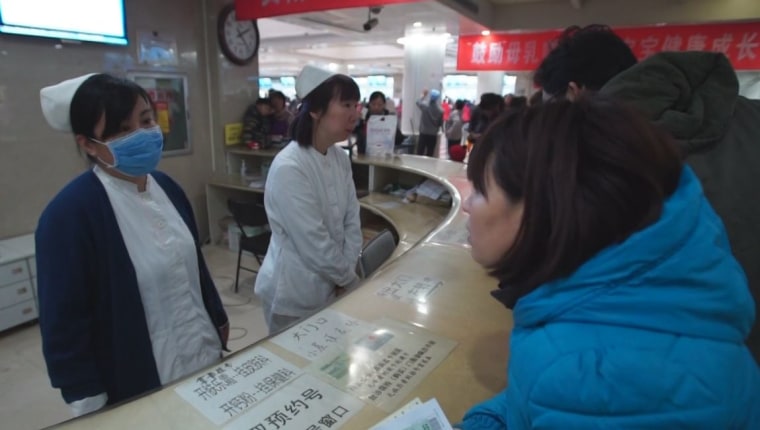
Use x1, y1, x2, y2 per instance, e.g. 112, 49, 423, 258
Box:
255, 97, 271, 106
467, 96, 682, 301
269, 90, 287, 103
478, 93, 504, 110
507, 96, 527, 110
369, 91, 386, 103
290, 74, 360, 147
454, 99, 465, 111
534, 25, 637, 98
70, 74, 152, 141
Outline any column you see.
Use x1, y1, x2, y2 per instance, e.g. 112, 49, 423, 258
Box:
477, 71, 505, 96
399, 32, 447, 136
513, 73, 534, 97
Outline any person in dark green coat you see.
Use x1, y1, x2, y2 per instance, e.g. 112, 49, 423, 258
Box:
536, 25, 760, 363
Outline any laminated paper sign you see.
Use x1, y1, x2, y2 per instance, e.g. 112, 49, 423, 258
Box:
309, 318, 457, 412
366, 115, 398, 157
271, 309, 376, 361
175, 347, 302, 425
224, 373, 365, 430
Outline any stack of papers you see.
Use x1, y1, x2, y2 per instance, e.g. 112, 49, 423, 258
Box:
371, 398, 453, 430
415, 180, 447, 201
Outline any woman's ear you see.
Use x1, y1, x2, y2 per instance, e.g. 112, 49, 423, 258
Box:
75, 134, 98, 157
566, 82, 584, 102
309, 110, 321, 121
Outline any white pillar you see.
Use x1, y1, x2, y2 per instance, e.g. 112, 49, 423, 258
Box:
514, 73, 534, 97
400, 33, 447, 135
477, 71, 505, 96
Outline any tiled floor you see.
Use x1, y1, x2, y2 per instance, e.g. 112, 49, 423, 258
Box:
0, 246, 267, 430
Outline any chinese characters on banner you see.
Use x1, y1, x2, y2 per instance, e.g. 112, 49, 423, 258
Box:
376, 274, 443, 304
224, 374, 364, 430
235, 0, 423, 20
310, 318, 457, 412
457, 21, 760, 71
174, 348, 302, 425
271, 309, 376, 361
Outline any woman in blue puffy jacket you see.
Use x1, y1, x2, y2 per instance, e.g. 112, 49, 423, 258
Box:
459, 96, 759, 429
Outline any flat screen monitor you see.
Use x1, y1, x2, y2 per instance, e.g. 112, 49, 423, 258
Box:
0, 0, 127, 46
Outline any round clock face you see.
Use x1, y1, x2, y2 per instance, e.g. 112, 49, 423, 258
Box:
218, 5, 259, 65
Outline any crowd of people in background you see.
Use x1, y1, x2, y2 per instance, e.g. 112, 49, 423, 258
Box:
242, 86, 539, 163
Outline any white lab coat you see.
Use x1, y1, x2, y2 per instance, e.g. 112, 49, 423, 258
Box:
255, 142, 362, 317
71, 167, 222, 417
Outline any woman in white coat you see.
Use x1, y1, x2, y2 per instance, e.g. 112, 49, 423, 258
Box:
254, 65, 363, 334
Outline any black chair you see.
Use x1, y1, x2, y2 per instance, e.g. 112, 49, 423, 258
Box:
227, 199, 271, 293
359, 229, 398, 279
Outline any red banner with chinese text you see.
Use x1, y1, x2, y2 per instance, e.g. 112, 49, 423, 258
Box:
457, 22, 760, 71
236, 0, 424, 20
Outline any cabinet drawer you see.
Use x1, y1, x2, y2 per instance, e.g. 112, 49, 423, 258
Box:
0, 280, 34, 309
0, 260, 29, 287
28, 257, 37, 278
0, 300, 37, 332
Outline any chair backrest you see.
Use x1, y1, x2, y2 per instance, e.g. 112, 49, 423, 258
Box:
227, 199, 269, 238
359, 229, 397, 278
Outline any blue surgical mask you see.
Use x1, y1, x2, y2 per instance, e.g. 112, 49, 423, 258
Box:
91, 126, 164, 176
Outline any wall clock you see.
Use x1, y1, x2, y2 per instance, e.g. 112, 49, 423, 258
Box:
217, 3, 260, 66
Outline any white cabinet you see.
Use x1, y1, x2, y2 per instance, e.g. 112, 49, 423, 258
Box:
0, 234, 37, 331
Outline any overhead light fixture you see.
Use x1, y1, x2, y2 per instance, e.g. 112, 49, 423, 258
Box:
347, 64, 356, 69
327, 62, 339, 71
413, 22, 422, 28
481, 30, 491, 36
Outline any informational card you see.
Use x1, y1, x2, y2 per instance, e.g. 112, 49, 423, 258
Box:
224, 373, 364, 430
174, 348, 302, 425
366, 115, 398, 157
370, 398, 423, 430
310, 319, 457, 412
271, 309, 376, 361
376, 274, 443, 304
372, 398, 453, 430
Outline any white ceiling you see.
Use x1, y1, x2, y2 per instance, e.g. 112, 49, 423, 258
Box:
255, 1, 488, 77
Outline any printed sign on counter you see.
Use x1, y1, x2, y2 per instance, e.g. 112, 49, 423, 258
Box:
271, 309, 376, 361
310, 318, 457, 412
366, 115, 398, 157
376, 274, 443, 304
372, 398, 453, 430
175, 348, 302, 425
225, 373, 364, 430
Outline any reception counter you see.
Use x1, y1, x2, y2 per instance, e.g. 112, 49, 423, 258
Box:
53, 151, 513, 430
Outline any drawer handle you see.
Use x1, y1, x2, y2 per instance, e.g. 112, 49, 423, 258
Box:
22, 307, 33, 315
12, 267, 24, 275
17, 287, 28, 295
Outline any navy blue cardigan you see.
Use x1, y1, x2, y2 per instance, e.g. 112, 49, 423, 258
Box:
35, 170, 228, 406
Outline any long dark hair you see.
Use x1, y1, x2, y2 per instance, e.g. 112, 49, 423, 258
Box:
467, 96, 682, 298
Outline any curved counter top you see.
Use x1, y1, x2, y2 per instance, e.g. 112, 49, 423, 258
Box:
54, 153, 514, 430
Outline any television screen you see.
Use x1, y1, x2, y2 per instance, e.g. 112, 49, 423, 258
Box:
0, 0, 127, 46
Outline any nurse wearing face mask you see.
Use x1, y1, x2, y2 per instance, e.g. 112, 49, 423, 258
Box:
35, 74, 229, 417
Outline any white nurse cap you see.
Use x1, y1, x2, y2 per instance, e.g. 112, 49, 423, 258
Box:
295, 65, 337, 99
40, 73, 97, 132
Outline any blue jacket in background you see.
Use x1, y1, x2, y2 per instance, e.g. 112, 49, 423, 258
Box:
36, 170, 229, 406
462, 167, 760, 429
